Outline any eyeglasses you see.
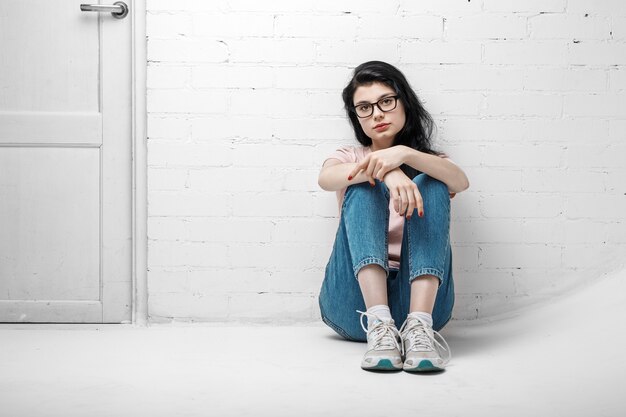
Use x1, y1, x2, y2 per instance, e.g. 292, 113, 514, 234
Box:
352, 95, 399, 118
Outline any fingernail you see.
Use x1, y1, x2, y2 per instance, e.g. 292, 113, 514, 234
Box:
419, 211, 424, 217
407, 215, 412, 220
370, 182, 375, 187
348, 175, 353, 181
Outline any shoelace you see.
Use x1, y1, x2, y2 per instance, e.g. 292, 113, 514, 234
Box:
399, 316, 452, 366
356, 310, 402, 352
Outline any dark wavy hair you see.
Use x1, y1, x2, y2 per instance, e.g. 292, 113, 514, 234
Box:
342, 61, 439, 178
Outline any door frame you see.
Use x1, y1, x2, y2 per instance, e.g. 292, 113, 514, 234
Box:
131, 0, 148, 325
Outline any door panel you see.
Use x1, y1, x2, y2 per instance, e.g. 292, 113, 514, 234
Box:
0, 0, 132, 323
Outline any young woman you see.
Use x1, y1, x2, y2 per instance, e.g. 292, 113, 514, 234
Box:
318, 61, 469, 372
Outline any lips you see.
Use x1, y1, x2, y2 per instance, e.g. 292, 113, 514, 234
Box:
373, 123, 390, 132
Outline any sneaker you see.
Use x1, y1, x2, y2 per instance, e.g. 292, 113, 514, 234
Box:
357, 310, 403, 371
399, 313, 451, 372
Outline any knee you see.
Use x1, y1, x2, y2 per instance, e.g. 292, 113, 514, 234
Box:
344, 181, 388, 205
413, 174, 449, 201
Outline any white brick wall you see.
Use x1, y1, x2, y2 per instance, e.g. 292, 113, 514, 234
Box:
146, 0, 626, 323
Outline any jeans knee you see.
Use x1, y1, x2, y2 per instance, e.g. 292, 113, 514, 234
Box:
413, 175, 449, 201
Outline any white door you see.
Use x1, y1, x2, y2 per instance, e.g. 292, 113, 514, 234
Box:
0, 0, 132, 323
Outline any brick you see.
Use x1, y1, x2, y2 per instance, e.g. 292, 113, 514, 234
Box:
523, 68, 607, 92
461, 167, 522, 192
358, 15, 443, 39
566, 194, 626, 219
522, 168, 606, 193
271, 218, 339, 243
313, 191, 341, 218
224, 0, 314, 13
272, 66, 350, 89
192, 65, 273, 89
316, 40, 400, 64
399, 0, 483, 13
445, 15, 528, 40
183, 218, 273, 243
401, 40, 482, 64
454, 271, 516, 295
149, 191, 232, 216
147, 38, 228, 63
192, 116, 274, 141
440, 118, 525, 143
484, 40, 568, 65
229, 39, 316, 63
233, 144, 314, 167
228, 243, 319, 269
562, 243, 619, 269
193, 13, 274, 37
146, 12, 192, 38
568, 42, 626, 65
483, 0, 566, 13
522, 219, 565, 244
147, 65, 190, 89
529, 14, 611, 40
186, 268, 272, 294
149, 292, 230, 321
481, 144, 565, 168
267, 268, 324, 293
481, 194, 563, 218
275, 15, 359, 38
147, 168, 188, 191
609, 68, 626, 91
567, 0, 626, 14
564, 93, 626, 118
273, 118, 353, 142
451, 219, 524, 244
188, 167, 283, 193
525, 118, 609, 143
479, 244, 561, 269
405, 65, 525, 92
147, 116, 191, 139
419, 92, 483, 116
568, 144, 624, 169
148, 142, 233, 167
313, 0, 399, 13
228, 293, 315, 321
451, 245, 479, 271
482, 93, 562, 117
233, 192, 314, 217
148, 89, 229, 114
282, 168, 320, 192
562, 220, 609, 244
148, 217, 188, 241
450, 191, 481, 220
230, 89, 310, 117
148, 240, 230, 267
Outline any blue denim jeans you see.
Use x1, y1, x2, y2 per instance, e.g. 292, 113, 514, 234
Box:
318, 174, 455, 342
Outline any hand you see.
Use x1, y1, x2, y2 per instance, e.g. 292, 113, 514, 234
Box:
347, 145, 408, 182
382, 168, 424, 219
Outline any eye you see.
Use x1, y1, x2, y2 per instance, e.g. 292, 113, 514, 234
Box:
381, 98, 393, 105
357, 104, 371, 112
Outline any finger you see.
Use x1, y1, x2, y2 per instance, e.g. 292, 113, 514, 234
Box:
398, 188, 409, 216
373, 161, 385, 180
364, 158, 377, 179
415, 187, 424, 217
405, 186, 417, 219
449, 192, 456, 199
347, 159, 367, 180
374, 163, 389, 181
390, 188, 401, 213
368, 174, 376, 187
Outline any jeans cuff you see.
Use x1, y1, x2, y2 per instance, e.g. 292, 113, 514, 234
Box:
409, 267, 444, 286
353, 257, 388, 280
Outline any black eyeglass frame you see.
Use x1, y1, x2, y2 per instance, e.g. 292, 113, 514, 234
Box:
351, 95, 399, 118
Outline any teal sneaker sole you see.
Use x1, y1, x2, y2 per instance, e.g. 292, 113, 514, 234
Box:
404, 360, 444, 372
362, 359, 402, 371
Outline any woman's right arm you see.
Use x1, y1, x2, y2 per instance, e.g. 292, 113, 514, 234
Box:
318, 159, 375, 191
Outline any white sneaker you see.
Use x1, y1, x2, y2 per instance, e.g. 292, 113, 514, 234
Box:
399, 313, 451, 372
357, 310, 403, 371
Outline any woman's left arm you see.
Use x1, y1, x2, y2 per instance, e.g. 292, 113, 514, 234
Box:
404, 147, 470, 193
346, 144, 470, 193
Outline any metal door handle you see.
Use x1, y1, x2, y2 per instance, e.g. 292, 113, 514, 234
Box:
80, 2, 128, 19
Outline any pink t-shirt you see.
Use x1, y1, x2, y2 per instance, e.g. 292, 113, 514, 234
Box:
324, 145, 452, 270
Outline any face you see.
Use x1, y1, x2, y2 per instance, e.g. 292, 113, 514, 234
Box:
353, 81, 406, 151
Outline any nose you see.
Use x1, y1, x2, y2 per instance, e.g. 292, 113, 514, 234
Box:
372, 104, 385, 119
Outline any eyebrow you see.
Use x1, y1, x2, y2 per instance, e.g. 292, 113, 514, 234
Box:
354, 93, 396, 106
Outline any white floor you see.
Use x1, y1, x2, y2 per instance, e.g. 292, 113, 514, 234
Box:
1, 271, 625, 417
